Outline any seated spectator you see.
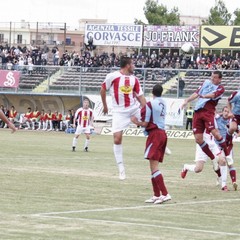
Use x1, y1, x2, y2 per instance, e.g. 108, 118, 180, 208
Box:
44, 110, 53, 131
31, 107, 40, 130
37, 109, 46, 130
63, 110, 72, 129
52, 111, 62, 131
19, 107, 33, 129
8, 106, 18, 126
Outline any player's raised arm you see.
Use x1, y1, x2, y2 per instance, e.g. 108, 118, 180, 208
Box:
100, 86, 108, 114
181, 92, 199, 109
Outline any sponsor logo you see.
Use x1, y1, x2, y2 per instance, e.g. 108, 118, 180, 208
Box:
119, 86, 133, 94
82, 116, 89, 120
4, 72, 16, 87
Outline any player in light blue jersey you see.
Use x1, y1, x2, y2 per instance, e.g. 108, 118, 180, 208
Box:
226, 90, 240, 151
131, 84, 171, 204
181, 71, 232, 171
216, 106, 237, 190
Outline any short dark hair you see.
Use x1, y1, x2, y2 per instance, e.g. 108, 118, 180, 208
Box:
213, 70, 222, 79
152, 84, 163, 97
222, 106, 228, 112
120, 56, 132, 68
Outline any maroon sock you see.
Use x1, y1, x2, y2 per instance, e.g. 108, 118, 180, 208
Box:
215, 169, 221, 177
229, 169, 237, 183
200, 142, 215, 160
155, 173, 168, 196
217, 138, 229, 156
225, 131, 233, 146
151, 177, 160, 197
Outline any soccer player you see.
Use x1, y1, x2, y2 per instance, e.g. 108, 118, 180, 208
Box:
181, 71, 231, 171
226, 90, 240, 151
131, 84, 171, 204
44, 110, 53, 131
37, 109, 46, 130
181, 130, 228, 191
216, 106, 237, 190
100, 56, 146, 180
72, 99, 94, 152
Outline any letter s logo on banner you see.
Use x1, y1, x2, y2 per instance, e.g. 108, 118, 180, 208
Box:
4, 72, 16, 87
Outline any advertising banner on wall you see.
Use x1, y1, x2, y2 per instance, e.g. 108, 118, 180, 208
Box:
84, 24, 143, 46
201, 26, 240, 49
143, 25, 199, 48
0, 70, 20, 88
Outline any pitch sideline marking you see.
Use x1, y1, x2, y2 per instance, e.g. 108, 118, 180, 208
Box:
35, 214, 240, 237
32, 198, 240, 216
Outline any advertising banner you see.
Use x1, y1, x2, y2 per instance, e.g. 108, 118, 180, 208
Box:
0, 70, 20, 88
201, 26, 240, 49
84, 24, 143, 46
143, 25, 199, 48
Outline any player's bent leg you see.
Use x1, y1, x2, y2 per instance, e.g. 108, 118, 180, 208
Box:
218, 156, 228, 191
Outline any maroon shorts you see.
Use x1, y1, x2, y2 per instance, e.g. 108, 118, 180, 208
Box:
192, 109, 216, 134
144, 129, 167, 162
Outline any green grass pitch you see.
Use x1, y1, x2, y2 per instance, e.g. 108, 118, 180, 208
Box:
0, 129, 239, 240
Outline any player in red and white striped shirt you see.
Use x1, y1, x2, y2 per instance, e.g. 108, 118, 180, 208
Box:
100, 56, 146, 180
72, 99, 94, 152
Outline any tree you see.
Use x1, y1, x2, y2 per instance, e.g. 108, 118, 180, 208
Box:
137, 0, 180, 25
202, 0, 231, 25
232, 8, 240, 25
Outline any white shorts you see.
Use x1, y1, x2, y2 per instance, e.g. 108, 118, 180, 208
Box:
112, 107, 140, 133
75, 125, 91, 135
195, 135, 221, 162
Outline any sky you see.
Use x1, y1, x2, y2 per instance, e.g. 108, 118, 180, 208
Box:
0, 0, 239, 29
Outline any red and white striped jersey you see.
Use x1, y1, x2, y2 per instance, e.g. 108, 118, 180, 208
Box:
75, 107, 93, 128
101, 71, 143, 112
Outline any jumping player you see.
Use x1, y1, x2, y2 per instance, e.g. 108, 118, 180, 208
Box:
131, 84, 171, 204
181, 71, 231, 171
100, 56, 146, 180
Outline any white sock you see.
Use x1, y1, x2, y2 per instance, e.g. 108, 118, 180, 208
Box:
84, 139, 90, 148
220, 165, 228, 188
113, 144, 124, 173
184, 164, 196, 172
26, 121, 30, 128
72, 137, 78, 147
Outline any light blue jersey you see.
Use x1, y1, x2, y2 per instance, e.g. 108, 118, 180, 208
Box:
216, 116, 229, 140
143, 97, 166, 131
229, 91, 240, 115
194, 79, 224, 111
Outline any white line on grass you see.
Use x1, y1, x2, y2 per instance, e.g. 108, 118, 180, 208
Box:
32, 198, 240, 216
35, 215, 240, 237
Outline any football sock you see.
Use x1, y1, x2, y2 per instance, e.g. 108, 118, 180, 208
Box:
226, 130, 233, 146
84, 139, 90, 148
26, 121, 30, 128
216, 138, 229, 156
229, 167, 237, 183
199, 142, 215, 160
151, 177, 160, 197
220, 166, 227, 188
113, 144, 124, 173
184, 164, 196, 172
153, 170, 168, 196
72, 137, 78, 147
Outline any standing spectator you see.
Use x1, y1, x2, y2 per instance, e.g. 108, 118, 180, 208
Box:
186, 106, 194, 130
178, 77, 185, 97
100, 56, 146, 180
131, 84, 171, 204
72, 99, 94, 152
